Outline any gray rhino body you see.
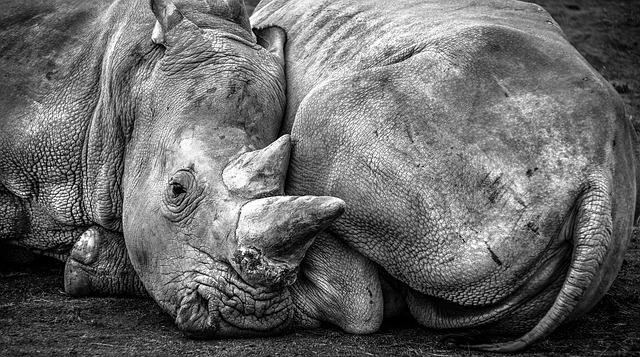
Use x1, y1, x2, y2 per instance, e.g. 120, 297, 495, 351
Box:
2, 0, 638, 352
250, 0, 640, 351
0, 0, 154, 290
1, 0, 353, 339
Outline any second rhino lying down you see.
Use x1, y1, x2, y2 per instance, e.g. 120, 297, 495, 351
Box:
1, 0, 638, 352
250, 0, 639, 351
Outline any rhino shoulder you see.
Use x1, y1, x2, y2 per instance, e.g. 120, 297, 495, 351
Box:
0, 0, 142, 230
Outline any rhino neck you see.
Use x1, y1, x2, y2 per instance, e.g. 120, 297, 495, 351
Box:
82, 0, 163, 232
0, 0, 158, 252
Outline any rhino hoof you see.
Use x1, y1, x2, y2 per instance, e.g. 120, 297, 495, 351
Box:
69, 227, 102, 265
64, 227, 102, 296
64, 259, 92, 296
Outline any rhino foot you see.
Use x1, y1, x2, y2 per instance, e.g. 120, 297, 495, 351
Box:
64, 226, 146, 297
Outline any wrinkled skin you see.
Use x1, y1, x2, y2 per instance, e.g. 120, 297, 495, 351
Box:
3, 0, 638, 351
250, 0, 640, 351
1, 0, 350, 337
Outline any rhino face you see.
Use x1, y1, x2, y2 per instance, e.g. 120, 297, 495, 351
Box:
121, 0, 344, 336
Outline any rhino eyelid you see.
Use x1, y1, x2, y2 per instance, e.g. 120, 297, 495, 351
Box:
172, 167, 195, 177
181, 164, 196, 173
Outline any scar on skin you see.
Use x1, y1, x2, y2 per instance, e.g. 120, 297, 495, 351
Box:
484, 241, 503, 266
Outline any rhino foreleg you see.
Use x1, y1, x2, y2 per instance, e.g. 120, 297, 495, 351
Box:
0, 185, 28, 243
64, 226, 146, 297
290, 232, 383, 333
0, 187, 32, 264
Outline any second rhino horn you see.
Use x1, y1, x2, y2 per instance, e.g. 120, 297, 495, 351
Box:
222, 135, 291, 199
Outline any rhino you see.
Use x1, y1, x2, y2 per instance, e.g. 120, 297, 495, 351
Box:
245, 0, 639, 351
0, 0, 347, 336
2, 0, 638, 353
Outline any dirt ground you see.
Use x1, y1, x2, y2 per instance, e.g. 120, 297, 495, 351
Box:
1, 0, 640, 356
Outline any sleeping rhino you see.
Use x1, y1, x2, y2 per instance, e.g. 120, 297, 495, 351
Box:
0, 0, 346, 336
247, 0, 640, 351
2, 0, 638, 353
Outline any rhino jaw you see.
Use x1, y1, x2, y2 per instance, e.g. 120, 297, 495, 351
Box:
231, 195, 346, 287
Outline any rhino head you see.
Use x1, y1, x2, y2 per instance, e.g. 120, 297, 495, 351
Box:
121, 0, 343, 336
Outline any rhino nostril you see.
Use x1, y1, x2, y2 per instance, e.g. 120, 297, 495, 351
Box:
232, 246, 299, 288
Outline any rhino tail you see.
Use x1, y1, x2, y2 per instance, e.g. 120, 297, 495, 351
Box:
472, 171, 620, 352
632, 120, 640, 222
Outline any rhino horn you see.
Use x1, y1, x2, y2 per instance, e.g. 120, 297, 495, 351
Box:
222, 135, 291, 199
231, 195, 346, 287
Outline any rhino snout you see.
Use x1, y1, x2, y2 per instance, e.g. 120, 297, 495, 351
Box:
171, 265, 294, 338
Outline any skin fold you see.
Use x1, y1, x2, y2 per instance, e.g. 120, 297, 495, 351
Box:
250, 0, 639, 351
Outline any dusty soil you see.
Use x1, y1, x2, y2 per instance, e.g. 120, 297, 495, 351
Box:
1, 0, 640, 355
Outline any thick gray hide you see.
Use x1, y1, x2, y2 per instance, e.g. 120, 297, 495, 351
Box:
0, 0, 348, 338
251, 0, 639, 351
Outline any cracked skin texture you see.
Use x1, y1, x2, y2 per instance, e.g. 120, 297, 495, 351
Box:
1, 0, 638, 351
0, 0, 335, 338
252, 0, 639, 348
0, 0, 380, 341
0, 0, 119, 252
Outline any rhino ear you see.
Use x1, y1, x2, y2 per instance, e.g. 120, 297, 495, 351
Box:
220, 0, 252, 32
253, 26, 286, 68
150, 0, 184, 45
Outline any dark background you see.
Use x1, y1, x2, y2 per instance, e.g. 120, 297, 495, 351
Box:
1, 0, 639, 355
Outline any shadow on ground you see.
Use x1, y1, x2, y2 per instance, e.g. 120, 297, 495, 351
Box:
1, 230, 638, 356
1, 0, 640, 355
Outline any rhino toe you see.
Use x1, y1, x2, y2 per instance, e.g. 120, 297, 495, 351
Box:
69, 227, 102, 265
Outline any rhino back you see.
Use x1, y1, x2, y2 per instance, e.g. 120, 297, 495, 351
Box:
0, 0, 154, 248
0, 0, 111, 119
252, 0, 571, 131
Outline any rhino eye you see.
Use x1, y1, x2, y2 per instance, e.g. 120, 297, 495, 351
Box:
163, 170, 204, 222
170, 181, 186, 197
166, 170, 194, 201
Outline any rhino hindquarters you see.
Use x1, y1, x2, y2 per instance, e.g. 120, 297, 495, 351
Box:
472, 171, 630, 352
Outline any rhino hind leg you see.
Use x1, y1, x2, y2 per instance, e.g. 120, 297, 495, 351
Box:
470, 171, 632, 352
64, 226, 146, 297
290, 232, 383, 334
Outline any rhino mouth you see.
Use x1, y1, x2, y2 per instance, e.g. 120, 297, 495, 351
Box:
169, 260, 294, 337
